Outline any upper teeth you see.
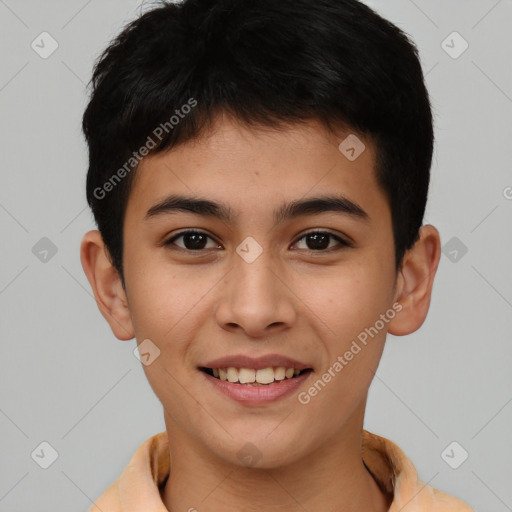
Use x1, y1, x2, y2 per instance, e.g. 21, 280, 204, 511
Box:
212, 367, 301, 384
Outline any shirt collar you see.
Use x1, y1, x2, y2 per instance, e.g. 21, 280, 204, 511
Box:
91, 429, 473, 512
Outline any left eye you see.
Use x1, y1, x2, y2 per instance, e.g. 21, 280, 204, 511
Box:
293, 231, 349, 251
164, 230, 349, 252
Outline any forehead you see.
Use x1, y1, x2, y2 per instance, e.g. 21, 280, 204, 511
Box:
125, 115, 389, 228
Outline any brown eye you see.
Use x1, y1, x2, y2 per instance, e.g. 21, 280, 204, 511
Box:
165, 230, 220, 251
293, 231, 350, 251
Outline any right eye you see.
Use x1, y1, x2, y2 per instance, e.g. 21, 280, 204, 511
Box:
164, 230, 222, 252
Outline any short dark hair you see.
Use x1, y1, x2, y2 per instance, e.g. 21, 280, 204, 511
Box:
83, 0, 434, 288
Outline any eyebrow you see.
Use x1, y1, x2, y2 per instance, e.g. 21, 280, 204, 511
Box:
144, 194, 370, 224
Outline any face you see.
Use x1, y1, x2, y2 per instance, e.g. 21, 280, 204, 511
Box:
119, 115, 399, 467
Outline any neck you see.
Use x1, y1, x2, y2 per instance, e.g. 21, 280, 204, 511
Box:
161, 402, 390, 512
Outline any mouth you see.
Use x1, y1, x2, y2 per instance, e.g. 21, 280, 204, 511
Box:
199, 366, 314, 386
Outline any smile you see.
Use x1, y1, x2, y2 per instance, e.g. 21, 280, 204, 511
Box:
200, 366, 313, 386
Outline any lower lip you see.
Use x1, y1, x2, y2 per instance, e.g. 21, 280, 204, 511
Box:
201, 370, 312, 406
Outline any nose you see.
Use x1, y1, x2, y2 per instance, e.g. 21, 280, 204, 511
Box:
214, 247, 297, 339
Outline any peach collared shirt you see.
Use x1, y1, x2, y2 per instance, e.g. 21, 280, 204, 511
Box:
89, 430, 474, 511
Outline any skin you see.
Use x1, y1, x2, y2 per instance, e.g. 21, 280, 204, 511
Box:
81, 113, 441, 512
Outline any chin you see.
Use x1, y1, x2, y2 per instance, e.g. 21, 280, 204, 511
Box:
204, 427, 311, 470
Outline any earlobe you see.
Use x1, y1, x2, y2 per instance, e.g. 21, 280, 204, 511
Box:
80, 230, 135, 341
388, 225, 441, 336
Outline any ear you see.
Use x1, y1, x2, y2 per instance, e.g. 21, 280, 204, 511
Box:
388, 225, 441, 336
80, 230, 135, 341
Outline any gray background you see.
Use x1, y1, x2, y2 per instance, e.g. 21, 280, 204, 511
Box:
1, 0, 511, 510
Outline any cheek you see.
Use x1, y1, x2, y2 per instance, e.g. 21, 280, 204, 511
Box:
124, 249, 199, 340
296, 273, 390, 427
126, 267, 202, 407
301, 260, 392, 339
295, 256, 394, 403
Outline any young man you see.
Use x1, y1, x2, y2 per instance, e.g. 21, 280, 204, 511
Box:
80, 0, 474, 510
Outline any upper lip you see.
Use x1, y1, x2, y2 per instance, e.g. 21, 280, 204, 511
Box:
200, 353, 313, 371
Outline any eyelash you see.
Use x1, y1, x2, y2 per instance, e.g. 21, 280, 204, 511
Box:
163, 229, 351, 253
